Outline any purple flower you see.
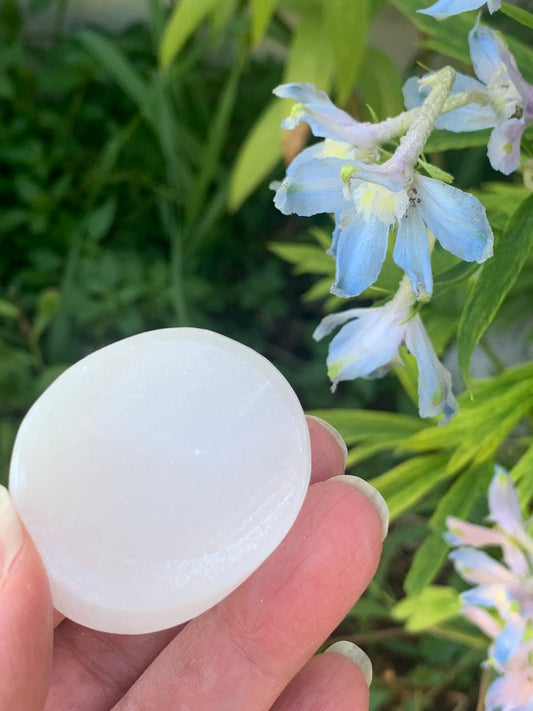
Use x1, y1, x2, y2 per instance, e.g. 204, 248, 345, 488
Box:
446, 470, 533, 711
404, 24, 533, 174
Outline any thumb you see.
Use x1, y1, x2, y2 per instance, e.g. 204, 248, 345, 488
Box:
0, 485, 53, 711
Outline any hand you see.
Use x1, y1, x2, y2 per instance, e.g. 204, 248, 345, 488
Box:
0, 416, 386, 711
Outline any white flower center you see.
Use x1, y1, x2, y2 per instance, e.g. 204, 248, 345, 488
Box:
352, 181, 409, 224
488, 66, 523, 122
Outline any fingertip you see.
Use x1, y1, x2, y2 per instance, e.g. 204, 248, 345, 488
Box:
0, 486, 53, 710
307, 415, 347, 483
271, 647, 370, 711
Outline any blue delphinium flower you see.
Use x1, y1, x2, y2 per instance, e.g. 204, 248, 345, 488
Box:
404, 23, 533, 174
446, 469, 533, 711
274, 131, 493, 300
418, 0, 500, 19
313, 279, 458, 422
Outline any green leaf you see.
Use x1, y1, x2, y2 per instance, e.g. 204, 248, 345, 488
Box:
159, 0, 219, 69
512, 445, 533, 511
417, 157, 453, 184
309, 408, 426, 466
424, 129, 492, 153
501, 1, 533, 30
32, 288, 60, 339
250, 0, 280, 46
403, 375, 533, 476
405, 461, 493, 595
457, 194, 533, 385
369, 454, 452, 520
268, 242, 333, 275
393, 586, 461, 632
308, 408, 425, 443
322, 0, 369, 103
229, 8, 334, 210
433, 261, 478, 288
228, 100, 283, 211
357, 47, 404, 120
78, 30, 148, 109
0, 299, 19, 319
283, 9, 335, 88
392, 0, 471, 63
83, 200, 116, 242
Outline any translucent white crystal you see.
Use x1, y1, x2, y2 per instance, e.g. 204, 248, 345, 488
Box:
9, 328, 311, 634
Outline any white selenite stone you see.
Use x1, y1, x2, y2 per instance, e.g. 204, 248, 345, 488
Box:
9, 328, 311, 634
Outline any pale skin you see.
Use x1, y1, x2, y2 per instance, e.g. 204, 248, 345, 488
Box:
0, 417, 383, 711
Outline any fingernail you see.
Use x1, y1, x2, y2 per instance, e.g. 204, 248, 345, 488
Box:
330, 475, 389, 540
0, 485, 24, 589
307, 415, 348, 467
324, 641, 373, 686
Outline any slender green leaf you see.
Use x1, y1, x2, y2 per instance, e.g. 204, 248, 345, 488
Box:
512, 445, 533, 511
424, 129, 492, 153
357, 47, 404, 120
229, 9, 334, 209
308, 409, 425, 442
433, 261, 478, 288
322, 0, 369, 103
78, 31, 148, 109
186, 48, 245, 223
457, 194, 533, 384
369, 454, 452, 520
283, 9, 335, 87
405, 461, 493, 595
228, 100, 283, 211
501, 1, 533, 29
159, 0, 219, 69
391, 0, 471, 63
417, 157, 453, 184
268, 242, 333, 275
250, 0, 280, 46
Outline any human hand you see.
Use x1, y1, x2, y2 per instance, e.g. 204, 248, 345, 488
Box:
0, 416, 387, 711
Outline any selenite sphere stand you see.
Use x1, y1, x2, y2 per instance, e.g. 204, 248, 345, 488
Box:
9, 328, 311, 634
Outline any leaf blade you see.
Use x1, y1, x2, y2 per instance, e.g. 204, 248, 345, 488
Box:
457, 194, 533, 385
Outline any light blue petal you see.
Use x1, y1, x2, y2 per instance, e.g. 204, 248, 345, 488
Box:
402, 76, 425, 110
461, 584, 506, 610
415, 175, 494, 263
273, 157, 351, 216
404, 315, 458, 422
487, 119, 525, 175
332, 215, 389, 297
418, 0, 487, 18
449, 547, 517, 585
313, 307, 371, 341
394, 207, 433, 301
469, 23, 509, 87
488, 468, 523, 533
436, 102, 497, 132
492, 620, 525, 668
403, 73, 495, 131
274, 83, 378, 146
285, 141, 330, 173
327, 221, 342, 258
325, 306, 405, 387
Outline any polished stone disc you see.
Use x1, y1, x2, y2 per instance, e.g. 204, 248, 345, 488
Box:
9, 328, 310, 634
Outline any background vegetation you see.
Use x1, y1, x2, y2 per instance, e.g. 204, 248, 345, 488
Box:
2, 0, 533, 708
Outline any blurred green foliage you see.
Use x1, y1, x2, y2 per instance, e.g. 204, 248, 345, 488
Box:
2, 0, 533, 708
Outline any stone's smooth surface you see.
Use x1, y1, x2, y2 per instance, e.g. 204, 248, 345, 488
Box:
9, 328, 311, 634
